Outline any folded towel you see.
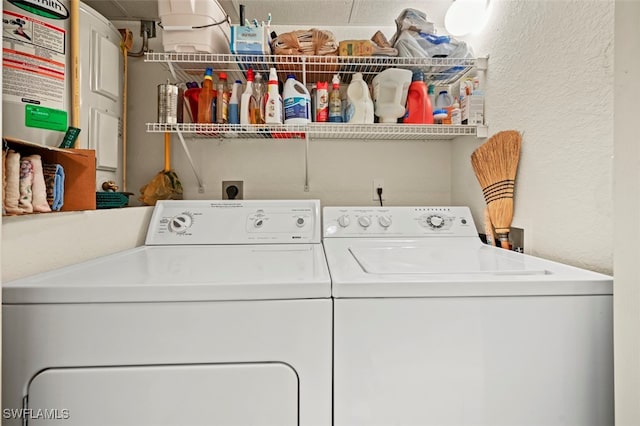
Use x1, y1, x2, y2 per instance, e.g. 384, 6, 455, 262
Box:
19, 158, 34, 213
25, 154, 51, 213
4, 150, 23, 214
43, 163, 64, 211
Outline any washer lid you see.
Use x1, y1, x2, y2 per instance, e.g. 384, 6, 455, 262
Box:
3, 244, 330, 304
324, 238, 612, 298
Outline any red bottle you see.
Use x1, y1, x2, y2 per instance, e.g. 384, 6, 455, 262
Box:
404, 70, 434, 124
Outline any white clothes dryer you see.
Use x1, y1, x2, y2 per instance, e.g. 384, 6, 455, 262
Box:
3, 200, 332, 426
323, 206, 613, 426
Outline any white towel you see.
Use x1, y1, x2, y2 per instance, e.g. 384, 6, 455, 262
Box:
4, 150, 24, 214
25, 154, 51, 213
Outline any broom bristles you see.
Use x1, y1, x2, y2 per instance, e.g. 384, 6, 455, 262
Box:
471, 130, 522, 234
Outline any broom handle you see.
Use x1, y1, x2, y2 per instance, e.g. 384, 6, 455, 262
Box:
484, 207, 495, 246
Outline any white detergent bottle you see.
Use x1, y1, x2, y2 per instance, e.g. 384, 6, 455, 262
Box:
265, 67, 283, 124
347, 72, 374, 124
283, 74, 311, 124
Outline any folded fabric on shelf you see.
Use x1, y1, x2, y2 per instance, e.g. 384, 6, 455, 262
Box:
25, 154, 51, 213
43, 163, 64, 211
4, 150, 23, 214
19, 158, 34, 213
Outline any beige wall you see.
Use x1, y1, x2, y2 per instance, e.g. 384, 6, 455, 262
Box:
614, 0, 640, 424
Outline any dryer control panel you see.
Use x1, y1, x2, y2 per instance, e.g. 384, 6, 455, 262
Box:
323, 206, 478, 238
146, 200, 320, 245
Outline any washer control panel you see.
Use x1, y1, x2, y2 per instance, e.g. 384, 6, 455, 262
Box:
323, 206, 478, 238
146, 200, 320, 245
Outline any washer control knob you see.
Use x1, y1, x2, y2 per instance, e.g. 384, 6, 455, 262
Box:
337, 215, 351, 228
169, 213, 192, 233
296, 217, 306, 227
358, 216, 372, 228
378, 215, 392, 228
254, 218, 265, 228
427, 215, 444, 229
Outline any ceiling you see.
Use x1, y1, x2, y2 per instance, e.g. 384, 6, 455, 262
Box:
82, 0, 451, 28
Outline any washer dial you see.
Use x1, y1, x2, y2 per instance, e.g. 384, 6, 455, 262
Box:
378, 215, 392, 228
358, 216, 372, 228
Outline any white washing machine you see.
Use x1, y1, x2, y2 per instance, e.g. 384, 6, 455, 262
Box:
3, 200, 332, 426
323, 206, 613, 426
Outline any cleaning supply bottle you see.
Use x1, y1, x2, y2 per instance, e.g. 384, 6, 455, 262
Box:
329, 74, 342, 122
450, 97, 462, 125
315, 81, 329, 122
228, 79, 241, 125
404, 70, 433, 124
216, 72, 229, 124
346, 72, 374, 124
428, 84, 436, 112
264, 67, 283, 124
283, 74, 311, 124
197, 67, 216, 124
251, 72, 265, 124
240, 68, 255, 125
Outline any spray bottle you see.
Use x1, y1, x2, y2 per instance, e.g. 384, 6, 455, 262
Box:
240, 68, 255, 125
328, 74, 342, 122
264, 68, 283, 124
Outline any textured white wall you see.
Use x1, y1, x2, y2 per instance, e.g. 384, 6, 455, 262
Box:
452, 0, 614, 273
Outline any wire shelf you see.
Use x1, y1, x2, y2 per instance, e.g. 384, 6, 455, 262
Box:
146, 123, 478, 140
145, 52, 481, 85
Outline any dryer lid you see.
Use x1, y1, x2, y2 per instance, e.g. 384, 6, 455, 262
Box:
3, 244, 331, 304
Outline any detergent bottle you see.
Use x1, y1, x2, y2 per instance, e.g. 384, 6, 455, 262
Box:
346, 72, 374, 124
283, 74, 311, 124
404, 70, 433, 124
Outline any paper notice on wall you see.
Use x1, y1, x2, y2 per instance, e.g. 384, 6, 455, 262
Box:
2, 8, 66, 111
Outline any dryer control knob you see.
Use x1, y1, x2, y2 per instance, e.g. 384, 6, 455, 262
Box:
378, 215, 392, 228
358, 216, 372, 228
337, 215, 351, 227
254, 218, 265, 228
296, 217, 306, 227
169, 213, 193, 233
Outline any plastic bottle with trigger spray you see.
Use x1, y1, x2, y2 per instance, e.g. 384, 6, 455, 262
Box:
264, 68, 283, 124
240, 68, 255, 125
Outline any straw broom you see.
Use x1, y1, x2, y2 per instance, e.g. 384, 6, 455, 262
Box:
471, 130, 522, 249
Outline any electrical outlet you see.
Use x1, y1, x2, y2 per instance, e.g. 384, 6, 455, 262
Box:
372, 179, 385, 201
222, 180, 243, 200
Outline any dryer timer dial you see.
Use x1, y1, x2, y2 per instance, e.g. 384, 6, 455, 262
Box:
169, 213, 193, 233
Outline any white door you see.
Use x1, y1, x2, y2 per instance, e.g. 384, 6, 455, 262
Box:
27, 363, 298, 425
79, 5, 122, 190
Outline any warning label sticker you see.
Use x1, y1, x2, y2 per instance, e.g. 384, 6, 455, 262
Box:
2, 8, 66, 110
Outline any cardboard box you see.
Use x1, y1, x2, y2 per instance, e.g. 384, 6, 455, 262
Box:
4, 137, 96, 212
461, 95, 484, 125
